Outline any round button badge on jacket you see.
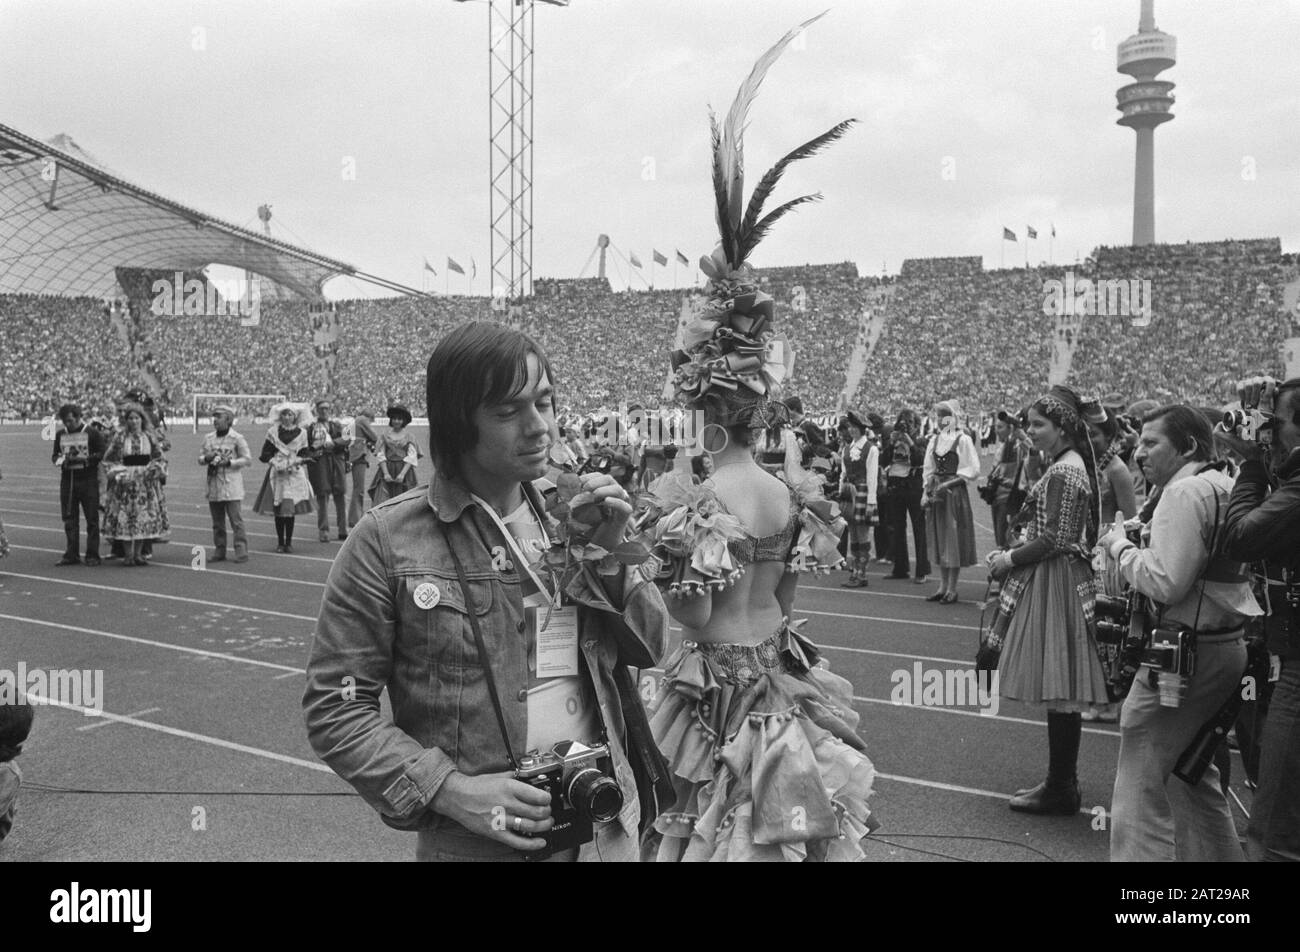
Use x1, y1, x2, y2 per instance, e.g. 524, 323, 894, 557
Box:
412, 582, 441, 610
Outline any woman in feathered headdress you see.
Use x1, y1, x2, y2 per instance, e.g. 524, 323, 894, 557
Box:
639, 13, 877, 863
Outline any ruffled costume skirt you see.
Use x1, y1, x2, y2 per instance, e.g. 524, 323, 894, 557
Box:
643, 622, 878, 862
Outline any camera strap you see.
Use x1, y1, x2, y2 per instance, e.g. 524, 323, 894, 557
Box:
439, 519, 519, 771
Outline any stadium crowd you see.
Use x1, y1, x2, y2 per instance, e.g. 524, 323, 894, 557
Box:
0, 239, 1293, 425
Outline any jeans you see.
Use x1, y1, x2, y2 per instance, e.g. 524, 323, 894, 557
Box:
60, 471, 99, 559
888, 480, 930, 578
1247, 661, 1300, 861
349, 460, 369, 527
208, 500, 247, 557
1110, 633, 1247, 862
415, 818, 637, 862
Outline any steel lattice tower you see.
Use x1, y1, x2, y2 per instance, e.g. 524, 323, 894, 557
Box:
460, 0, 568, 315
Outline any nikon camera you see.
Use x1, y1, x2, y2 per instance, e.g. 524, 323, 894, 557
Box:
516, 740, 623, 860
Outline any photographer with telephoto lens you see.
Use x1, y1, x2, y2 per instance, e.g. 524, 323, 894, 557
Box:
1217, 375, 1300, 862
1100, 405, 1263, 862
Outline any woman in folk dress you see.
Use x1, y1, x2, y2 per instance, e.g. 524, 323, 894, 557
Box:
253, 404, 314, 553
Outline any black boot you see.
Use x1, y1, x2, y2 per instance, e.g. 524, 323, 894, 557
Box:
1009, 712, 1082, 815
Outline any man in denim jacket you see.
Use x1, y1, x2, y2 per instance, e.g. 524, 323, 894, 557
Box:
304, 322, 670, 861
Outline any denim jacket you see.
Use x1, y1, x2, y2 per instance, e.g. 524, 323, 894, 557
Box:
303, 470, 670, 842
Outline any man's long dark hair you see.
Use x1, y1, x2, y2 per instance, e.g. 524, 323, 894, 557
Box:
425, 322, 556, 479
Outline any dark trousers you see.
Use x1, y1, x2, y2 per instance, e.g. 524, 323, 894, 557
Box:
60, 471, 99, 559
208, 500, 247, 556
992, 499, 1010, 549
349, 460, 369, 527
889, 480, 930, 578
316, 491, 348, 536
874, 504, 893, 562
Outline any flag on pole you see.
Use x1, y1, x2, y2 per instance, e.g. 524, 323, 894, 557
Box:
630, 252, 643, 269
675, 250, 689, 266
470, 257, 477, 280
1027, 226, 1038, 239
423, 258, 437, 275
653, 250, 668, 267
447, 257, 466, 275
1051, 223, 1056, 238
1002, 227, 1017, 242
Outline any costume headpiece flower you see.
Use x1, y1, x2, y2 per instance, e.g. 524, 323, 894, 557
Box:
670, 11, 856, 421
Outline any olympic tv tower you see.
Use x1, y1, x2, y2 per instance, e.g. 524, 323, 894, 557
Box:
1116, 0, 1176, 246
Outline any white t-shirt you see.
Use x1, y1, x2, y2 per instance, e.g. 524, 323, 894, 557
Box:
496, 499, 600, 754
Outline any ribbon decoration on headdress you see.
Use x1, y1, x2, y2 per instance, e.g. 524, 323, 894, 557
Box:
669, 12, 856, 409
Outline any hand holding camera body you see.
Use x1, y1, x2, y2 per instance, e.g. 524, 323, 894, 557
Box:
515, 739, 623, 861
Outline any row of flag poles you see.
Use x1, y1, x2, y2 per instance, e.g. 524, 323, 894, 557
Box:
626, 248, 692, 289
422, 256, 476, 294
1000, 224, 1056, 268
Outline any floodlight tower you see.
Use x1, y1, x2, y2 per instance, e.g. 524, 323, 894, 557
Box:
1116, 0, 1176, 246
456, 0, 568, 310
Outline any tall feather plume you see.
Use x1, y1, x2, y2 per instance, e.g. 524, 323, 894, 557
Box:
709, 110, 735, 269
717, 10, 828, 268
739, 193, 824, 264
735, 118, 858, 262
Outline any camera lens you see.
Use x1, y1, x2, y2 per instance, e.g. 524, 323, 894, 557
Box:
566, 768, 623, 823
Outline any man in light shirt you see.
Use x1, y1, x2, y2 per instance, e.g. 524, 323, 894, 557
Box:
198, 405, 252, 563
1101, 405, 1262, 862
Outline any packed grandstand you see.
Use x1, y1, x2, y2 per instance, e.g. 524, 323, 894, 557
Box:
2, 239, 1296, 423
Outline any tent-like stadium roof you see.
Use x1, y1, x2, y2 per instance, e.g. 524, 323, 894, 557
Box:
0, 122, 417, 300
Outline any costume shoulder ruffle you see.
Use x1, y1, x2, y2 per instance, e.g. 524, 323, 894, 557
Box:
634, 467, 847, 594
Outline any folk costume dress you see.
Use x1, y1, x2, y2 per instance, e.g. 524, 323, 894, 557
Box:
368, 431, 420, 504
637, 471, 876, 861
253, 425, 314, 516
102, 431, 170, 542
990, 450, 1109, 710
923, 431, 979, 569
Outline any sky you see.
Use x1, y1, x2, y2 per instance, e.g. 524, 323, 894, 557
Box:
2, 0, 1297, 298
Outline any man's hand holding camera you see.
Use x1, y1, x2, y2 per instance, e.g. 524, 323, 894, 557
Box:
431, 770, 555, 852
1214, 375, 1277, 463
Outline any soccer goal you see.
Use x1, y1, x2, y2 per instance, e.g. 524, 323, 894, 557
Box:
190, 393, 288, 433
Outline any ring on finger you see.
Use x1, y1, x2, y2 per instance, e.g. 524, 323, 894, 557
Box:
513, 815, 524, 832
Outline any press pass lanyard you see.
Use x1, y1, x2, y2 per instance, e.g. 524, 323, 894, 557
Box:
470, 491, 558, 612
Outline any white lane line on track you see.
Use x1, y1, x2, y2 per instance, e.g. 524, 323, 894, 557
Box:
25, 691, 333, 773
0, 513, 337, 563
0, 572, 318, 622
804, 579, 989, 599
873, 770, 1097, 816
853, 695, 1121, 737
0, 613, 309, 673
820, 643, 971, 665
8, 540, 332, 585
78, 707, 162, 731
800, 608, 974, 631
